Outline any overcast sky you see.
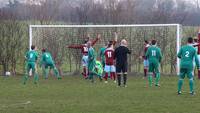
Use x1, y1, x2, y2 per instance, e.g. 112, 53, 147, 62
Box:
0, 0, 197, 8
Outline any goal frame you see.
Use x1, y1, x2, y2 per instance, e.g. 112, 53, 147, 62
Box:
29, 24, 182, 74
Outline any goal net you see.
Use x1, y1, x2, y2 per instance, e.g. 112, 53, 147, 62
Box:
29, 24, 182, 75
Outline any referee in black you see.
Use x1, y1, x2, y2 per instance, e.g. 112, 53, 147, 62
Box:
114, 39, 131, 87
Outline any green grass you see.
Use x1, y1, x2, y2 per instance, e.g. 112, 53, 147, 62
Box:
0, 75, 200, 113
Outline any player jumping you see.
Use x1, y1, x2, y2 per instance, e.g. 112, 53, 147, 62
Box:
68, 34, 100, 79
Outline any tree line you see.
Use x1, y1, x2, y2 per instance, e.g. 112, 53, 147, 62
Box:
0, 0, 200, 25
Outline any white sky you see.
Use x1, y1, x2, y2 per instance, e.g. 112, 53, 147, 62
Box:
0, 0, 198, 7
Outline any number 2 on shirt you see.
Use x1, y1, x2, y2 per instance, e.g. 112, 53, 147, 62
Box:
185, 51, 189, 57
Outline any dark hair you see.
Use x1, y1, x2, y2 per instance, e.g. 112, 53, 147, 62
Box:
144, 40, 148, 44
84, 38, 89, 44
107, 41, 113, 47
42, 48, 46, 52
188, 37, 193, 43
151, 40, 157, 45
194, 38, 198, 42
31, 45, 35, 50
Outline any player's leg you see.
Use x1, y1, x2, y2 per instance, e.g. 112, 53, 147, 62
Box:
148, 62, 154, 87
88, 60, 96, 82
51, 64, 61, 79
143, 59, 148, 78
23, 62, 31, 84
187, 69, 195, 94
82, 55, 88, 79
116, 64, 122, 86
155, 63, 160, 86
104, 65, 109, 83
32, 63, 39, 84
42, 64, 49, 79
178, 68, 186, 94
110, 65, 116, 83
122, 63, 128, 87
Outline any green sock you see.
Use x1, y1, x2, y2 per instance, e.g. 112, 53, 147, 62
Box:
178, 79, 183, 92
45, 69, 49, 78
155, 73, 160, 85
53, 68, 61, 79
23, 75, 28, 85
43, 68, 49, 79
189, 79, 194, 92
34, 73, 39, 84
148, 74, 153, 87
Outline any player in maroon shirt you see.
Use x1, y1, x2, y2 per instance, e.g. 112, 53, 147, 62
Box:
103, 41, 117, 83
68, 34, 100, 79
142, 40, 150, 78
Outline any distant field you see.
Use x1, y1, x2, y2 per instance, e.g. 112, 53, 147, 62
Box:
0, 75, 200, 113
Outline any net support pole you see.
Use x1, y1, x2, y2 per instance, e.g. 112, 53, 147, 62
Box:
29, 25, 33, 50
176, 24, 181, 75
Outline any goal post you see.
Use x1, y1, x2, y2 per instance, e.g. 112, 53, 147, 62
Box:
29, 24, 182, 74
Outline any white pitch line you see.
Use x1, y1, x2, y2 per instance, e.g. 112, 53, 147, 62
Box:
0, 101, 31, 109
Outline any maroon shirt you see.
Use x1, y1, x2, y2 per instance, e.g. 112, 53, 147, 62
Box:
68, 38, 99, 55
104, 48, 115, 65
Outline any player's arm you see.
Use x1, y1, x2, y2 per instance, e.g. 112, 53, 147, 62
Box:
177, 48, 182, 59
158, 48, 162, 63
39, 54, 44, 67
91, 34, 100, 46
145, 48, 149, 59
112, 32, 118, 46
35, 51, 38, 61
194, 52, 200, 69
67, 44, 83, 49
114, 48, 117, 60
126, 48, 131, 54
88, 49, 94, 61
99, 48, 104, 60
25, 52, 28, 60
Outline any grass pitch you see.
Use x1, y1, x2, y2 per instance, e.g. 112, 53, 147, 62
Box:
0, 75, 200, 113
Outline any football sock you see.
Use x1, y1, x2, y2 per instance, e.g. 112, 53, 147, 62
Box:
148, 73, 153, 87
155, 73, 160, 86
178, 79, 183, 92
189, 78, 194, 93
117, 74, 121, 86
123, 74, 127, 85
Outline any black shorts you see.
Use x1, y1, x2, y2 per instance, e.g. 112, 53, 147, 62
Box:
116, 63, 128, 74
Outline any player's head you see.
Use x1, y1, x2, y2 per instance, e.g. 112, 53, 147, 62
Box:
104, 42, 108, 46
84, 38, 89, 44
121, 39, 127, 46
151, 40, 157, 45
144, 40, 149, 44
87, 41, 92, 47
107, 41, 113, 48
187, 37, 193, 44
194, 37, 198, 43
31, 45, 35, 50
42, 48, 46, 53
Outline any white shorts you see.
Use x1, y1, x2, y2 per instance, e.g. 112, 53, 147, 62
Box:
104, 65, 116, 73
82, 55, 88, 67
143, 59, 149, 67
